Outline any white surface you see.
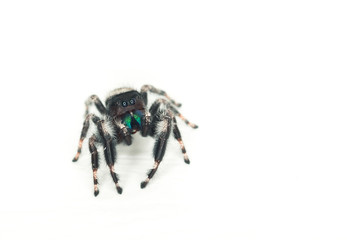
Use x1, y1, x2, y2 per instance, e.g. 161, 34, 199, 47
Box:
1, 1, 347, 239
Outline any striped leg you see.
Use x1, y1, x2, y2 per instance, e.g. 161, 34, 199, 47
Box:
169, 106, 198, 129
84, 94, 106, 117
95, 118, 123, 194
73, 95, 106, 162
108, 163, 122, 194
172, 117, 190, 164
89, 134, 100, 196
178, 113, 198, 129
152, 98, 199, 129
72, 114, 92, 162
141, 114, 172, 189
141, 84, 182, 107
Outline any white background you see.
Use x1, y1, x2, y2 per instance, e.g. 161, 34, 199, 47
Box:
0, 1, 347, 239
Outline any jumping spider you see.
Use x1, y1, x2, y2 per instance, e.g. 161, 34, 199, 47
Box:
72, 85, 198, 196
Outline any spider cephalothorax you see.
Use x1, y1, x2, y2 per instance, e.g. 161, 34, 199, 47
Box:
106, 88, 147, 134
72, 85, 198, 196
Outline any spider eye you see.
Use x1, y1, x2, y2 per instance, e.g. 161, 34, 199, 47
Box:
129, 98, 136, 105
121, 101, 128, 107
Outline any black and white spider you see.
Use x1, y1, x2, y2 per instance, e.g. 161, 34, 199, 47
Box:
72, 85, 198, 196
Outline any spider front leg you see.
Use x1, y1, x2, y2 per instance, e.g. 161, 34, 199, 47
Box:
141, 113, 172, 189
149, 99, 197, 164
94, 116, 123, 195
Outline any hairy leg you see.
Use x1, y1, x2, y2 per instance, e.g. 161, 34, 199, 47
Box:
84, 94, 106, 117
151, 98, 198, 129
89, 134, 100, 196
73, 95, 107, 162
94, 117, 123, 194
141, 112, 172, 189
141, 84, 182, 107
72, 114, 92, 162
172, 116, 190, 164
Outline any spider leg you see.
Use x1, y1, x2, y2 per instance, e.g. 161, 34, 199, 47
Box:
141, 113, 172, 189
172, 116, 190, 164
84, 94, 106, 117
151, 98, 199, 129
94, 116, 123, 194
168, 105, 198, 129
73, 95, 107, 162
144, 99, 195, 168
72, 114, 92, 162
141, 84, 182, 107
89, 134, 100, 196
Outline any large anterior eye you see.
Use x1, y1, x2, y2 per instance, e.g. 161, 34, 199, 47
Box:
122, 101, 128, 107
129, 98, 136, 105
